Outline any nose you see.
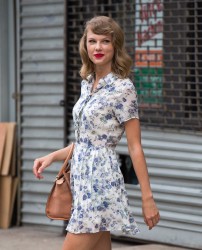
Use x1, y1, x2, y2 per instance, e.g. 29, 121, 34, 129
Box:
95, 42, 101, 50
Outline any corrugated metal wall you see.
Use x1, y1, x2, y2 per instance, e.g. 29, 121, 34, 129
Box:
0, 0, 9, 121
16, 0, 66, 228
116, 131, 202, 249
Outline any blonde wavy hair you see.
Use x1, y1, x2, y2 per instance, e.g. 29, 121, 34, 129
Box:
79, 16, 133, 79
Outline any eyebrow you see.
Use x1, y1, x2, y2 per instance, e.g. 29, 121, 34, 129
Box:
87, 35, 112, 40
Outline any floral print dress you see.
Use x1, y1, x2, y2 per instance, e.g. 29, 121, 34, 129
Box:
66, 72, 140, 235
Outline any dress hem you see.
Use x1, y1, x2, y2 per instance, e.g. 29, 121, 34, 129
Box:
66, 227, 140, 236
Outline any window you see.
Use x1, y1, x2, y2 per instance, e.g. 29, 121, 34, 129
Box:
66, 0, 202, 133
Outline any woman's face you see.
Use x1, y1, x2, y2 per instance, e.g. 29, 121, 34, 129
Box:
86, 29, 114, 71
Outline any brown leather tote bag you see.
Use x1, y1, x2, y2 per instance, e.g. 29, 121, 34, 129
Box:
46, 143, 74, 220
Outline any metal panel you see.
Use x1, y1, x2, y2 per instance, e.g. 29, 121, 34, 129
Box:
116, 129, 202, 249
16, 0, 66, 229
0, 0, 9, 121
8, 0, 16, 121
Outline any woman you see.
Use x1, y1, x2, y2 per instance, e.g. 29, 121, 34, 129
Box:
33, 16, 160, 250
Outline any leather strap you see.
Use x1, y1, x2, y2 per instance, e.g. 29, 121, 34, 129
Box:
57, 143, 74, 178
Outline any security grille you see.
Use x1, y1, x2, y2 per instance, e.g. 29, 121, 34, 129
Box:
66, 0, 202, 134
162, 0, 202, 131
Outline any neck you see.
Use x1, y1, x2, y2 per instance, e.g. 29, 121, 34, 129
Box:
94, 68, 112, 82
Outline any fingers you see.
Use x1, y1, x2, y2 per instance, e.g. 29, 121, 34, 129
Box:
142, 196, 160, 230
33, 154, 53, 179
33, 159, 44, 179
144, 212, 160, 230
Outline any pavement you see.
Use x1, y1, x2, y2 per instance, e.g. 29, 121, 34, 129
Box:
0, 226, 191, 250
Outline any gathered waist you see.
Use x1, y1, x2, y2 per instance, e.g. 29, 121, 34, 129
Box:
75, 140, 116, 151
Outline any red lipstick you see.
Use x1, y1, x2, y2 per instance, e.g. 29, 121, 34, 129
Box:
94, 54, 104, 58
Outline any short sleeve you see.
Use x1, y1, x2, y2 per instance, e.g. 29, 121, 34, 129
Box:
113, 80, 139, 124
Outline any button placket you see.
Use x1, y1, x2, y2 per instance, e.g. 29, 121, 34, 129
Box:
77, 94, 92, 140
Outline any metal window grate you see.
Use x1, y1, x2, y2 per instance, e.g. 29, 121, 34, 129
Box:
66, 0, 202, 134
161, 0, 202, 131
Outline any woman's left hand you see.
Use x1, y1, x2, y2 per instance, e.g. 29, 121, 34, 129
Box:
142, 196, 160, 230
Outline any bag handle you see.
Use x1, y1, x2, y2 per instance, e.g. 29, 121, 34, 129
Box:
57, 143, 74, 178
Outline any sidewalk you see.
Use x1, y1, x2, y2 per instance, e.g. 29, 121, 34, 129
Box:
0, 226, 190, 250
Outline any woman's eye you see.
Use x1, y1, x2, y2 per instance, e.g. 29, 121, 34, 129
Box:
103, 40, 110, 44
88, 40, 95, 44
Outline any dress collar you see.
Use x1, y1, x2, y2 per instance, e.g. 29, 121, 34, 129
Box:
86, 72, 118, 94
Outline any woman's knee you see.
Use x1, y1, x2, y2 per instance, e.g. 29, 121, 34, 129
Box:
94, 231, 111, 250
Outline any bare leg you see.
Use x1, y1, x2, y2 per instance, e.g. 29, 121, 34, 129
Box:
62, 231, 105, 250
94, 231, 111, 250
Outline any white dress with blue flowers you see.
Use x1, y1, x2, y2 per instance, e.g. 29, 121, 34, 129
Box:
66, 72, 140, 235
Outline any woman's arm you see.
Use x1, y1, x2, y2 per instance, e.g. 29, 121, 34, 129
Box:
32, 144, 72, 179
125, 118, 160, 229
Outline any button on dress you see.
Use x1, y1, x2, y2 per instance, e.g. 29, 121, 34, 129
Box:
66, 72, 140, 235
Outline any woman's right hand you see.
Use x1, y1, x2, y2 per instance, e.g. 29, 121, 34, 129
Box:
33, 153, 54, 179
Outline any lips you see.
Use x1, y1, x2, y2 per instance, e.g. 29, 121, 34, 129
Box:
94, 54, 104, 58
